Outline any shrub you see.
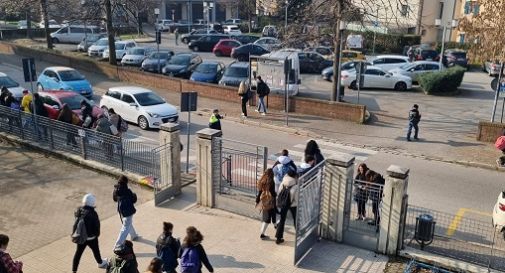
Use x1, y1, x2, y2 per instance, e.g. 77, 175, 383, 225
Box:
418, 66, 466, 95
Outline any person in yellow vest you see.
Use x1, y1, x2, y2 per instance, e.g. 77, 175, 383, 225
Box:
208, 109, 223, 131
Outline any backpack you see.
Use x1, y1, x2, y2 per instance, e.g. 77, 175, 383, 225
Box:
275, 163, 294, 184
495, 136, 505, 151
180, 247, 200, 273
259, 190, 274, 211
277, 185, 292, 209
158, 238, 180, 271
71, 215, 88, 244
118, 115, 128, 133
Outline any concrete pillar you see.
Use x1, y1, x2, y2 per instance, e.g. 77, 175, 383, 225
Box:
160, 0, 167, 20
378, 165, 409, 255
156, 123, 182, 205
320, 154, 355, 242
196, 128, 222, 207
225, 6, 232, 19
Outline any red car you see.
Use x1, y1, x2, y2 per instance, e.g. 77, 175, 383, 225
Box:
212, 39, 242, 57
38, 91, 102, 120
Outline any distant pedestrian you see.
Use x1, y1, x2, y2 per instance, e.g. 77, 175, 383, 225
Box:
0, 234, 23, 273
113, 175, 140, 249
272, 149, 297, 193
108, 108, 124, 137
58, 104, 78, 146
256, 168, 277, 240
354, 163, 369, 221
298, 155, 315, 176
107, 240, 139, 273
32, 92, 48, 139
208, 109, 223, 131
174, 28, 179, 45
255, 76, 270, 115
365, 170, 385, 228
72, 193, 108, 273
178, 226, 214, 273
95, 114, 114, 158
0, 86, 8, 106
81, 100, 94, 128
4, 92, 19, 110
407, 46, 415, 62
304, 140, 324, 164
20, 90, 32, 113
156, 222, 180, 273
143, 257, 163, 273
275, 169, 298, 244
238, 80, 249, 118
406, 104, 421, 141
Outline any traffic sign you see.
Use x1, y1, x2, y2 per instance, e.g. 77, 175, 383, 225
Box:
22, 58, 36, 82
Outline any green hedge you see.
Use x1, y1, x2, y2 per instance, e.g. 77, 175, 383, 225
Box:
418, 66, 466, 95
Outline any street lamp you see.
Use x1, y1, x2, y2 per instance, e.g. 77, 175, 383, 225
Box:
203, 2, 214, 30
435, 19, 458, 70
154, 8, 161, 73
335, 20, 347, 102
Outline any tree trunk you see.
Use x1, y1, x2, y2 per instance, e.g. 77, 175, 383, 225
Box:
105, 0, 117, 65
137, 12, 143, 35
40, 0, 53, 49
331, 0, 342, 101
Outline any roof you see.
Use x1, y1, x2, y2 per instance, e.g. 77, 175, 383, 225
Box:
46, 66, 76, 72
109, 86, 153, 94
375, 55, 409, 59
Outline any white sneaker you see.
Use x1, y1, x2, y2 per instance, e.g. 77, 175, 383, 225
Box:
261, 112, 266, 116
255, 109, 259, 112
98, 259, 108, 269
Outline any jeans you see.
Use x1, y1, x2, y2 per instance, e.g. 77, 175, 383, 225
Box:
357, 199, 366, 217
275, 206, 297, 239
241, 97, 248, 116
407, 122, 419, 140
72, 238, 103, 271
257, 96, 267, 113
114, 215, 138, 248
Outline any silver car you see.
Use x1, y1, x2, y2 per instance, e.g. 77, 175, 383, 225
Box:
389, 61, 441, 82
121, 47, 154, 66
77, 34, 106, 52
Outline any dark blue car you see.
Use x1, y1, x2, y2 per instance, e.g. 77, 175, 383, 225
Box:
190, 61, 225, 84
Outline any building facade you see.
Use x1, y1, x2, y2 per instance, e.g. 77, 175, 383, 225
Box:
159, 0, 240, 23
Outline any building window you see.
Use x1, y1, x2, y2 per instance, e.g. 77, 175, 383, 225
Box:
400, 4, 408, 17
438, 2, 444, 19
459, 34, 465, 44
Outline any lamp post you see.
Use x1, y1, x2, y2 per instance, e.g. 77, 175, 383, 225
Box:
284, 1, 288, 29
335, 20, 347, 102
154, 8, 161, 73
435, 19, 458, 71
203, 2, 214, 30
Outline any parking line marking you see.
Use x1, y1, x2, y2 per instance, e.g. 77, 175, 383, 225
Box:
446, 208, 492, 236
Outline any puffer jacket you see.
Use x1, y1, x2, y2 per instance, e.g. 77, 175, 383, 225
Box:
73, 206, 100, 239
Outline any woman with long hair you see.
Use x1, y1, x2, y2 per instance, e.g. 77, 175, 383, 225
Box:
304, 140, 324, 164
143, 257, 163, 273
354, 163, 369, 221
58, 104, 78, 146
255, 168, 277, 240
179, 226, 213, 273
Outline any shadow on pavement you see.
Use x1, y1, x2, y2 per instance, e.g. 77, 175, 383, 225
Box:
209, 254, 265, 269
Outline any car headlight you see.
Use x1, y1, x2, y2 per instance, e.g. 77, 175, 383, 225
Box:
147, 112, 160, 118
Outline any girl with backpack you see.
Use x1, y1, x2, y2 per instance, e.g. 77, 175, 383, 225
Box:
72, 194, 108, 273
255, 168, 277, 240
156, 222, 180, 273
113, 175, 139, 249
275, 170, 299, 245
178, 226, 213, 273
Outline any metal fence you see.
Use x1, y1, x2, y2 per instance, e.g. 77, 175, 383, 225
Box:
0, 105, 160, 179
404, 205, 505, 271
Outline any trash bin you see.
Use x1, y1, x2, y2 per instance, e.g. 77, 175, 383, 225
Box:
415, 214, 435, 249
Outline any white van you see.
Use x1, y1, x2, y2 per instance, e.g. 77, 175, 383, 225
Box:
250, 49, 300, 96
50, 25, 102, 44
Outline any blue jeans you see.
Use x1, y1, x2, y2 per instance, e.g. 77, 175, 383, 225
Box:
407, 122, 419, 139
257, 96, 267, 113
114, 215, 138, 248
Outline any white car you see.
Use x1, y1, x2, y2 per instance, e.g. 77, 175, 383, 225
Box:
224, 18, 241, 25
341, 66, 412, 91
371, 55, 411, 71
103, 40, 137, 61
88, 38, 112, 57
493, 192, 505, 238
121, 47, 153, 66
389, 61, 442, 82
0, 73, 27, 100
156, 19, 173, 31
223, 25, 242, 35
99, 86, 178, 130
39, 19, 61, 29
254, 37, 281, 52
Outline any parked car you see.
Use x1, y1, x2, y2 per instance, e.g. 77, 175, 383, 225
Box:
414, 48, 440, 61
262, 25, 278, 38
492, 191, 505, 239
219, 62, 249, 87
213, 39, 241, 57
232, 35, 259, 45
371, 55, 411, 71
306, 46, 334, 60
38, 90, 102, 120
483, 60, 502, 76
253, 37, 281, 51
17, 20, 29, 29
443, 49, 468, 68
180, 29, 219, 44
78, 34, 106, 52
342, 50, 366, 62
37, 67, 93, 97
188, 34, 230, 52
141, 51, 174, 73
0, 72, 27, 100
51, 25, 102, 44
224, 18, 242, 25
341, 66, 412, 91
161, 53, 202, 78
190, 61, 225, 83
321, 61, 372, 82
231, 44, 270, 62
121, 47, 153, 66
39, 19, 61, 29
389, 61, 442, 82
298, 51, 333, 74
223, 25, 242, 35
99, 86, 178, 130
156, 19, 174, 32
103, 40, 137, 61
88, 37, 118, 57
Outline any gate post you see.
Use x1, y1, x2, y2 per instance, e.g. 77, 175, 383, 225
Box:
196, 128, 222, 207
378, 165, 409, 255
159, 123, 182, 196
320, 154, 355, 242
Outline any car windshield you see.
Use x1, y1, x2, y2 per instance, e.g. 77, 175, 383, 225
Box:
95, 39, 108, 46
59, 70, 85, 81
115, 42, 126, 50
224, 66, 248, 77
422, 50, 438, 58
451, 52, 466, 58
195, 63, 217, 73
149, 52, 169, 59
127, 48, 145, 55
133, 92, 165, 106
168, 55, 190, 65
400, 63, 415, 70
60, 94, 89, 110
0, 76, 20, 88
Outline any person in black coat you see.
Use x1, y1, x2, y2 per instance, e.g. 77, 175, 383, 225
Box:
113, 175, 139, 249
156, 222, 180, 273
304, 140, 325, 165
72, 194, 108, 273
178, 226, 213, 273
256, 76, 270, 114
80, 100, 94, 128
366, 169, 385, 229
255, 168, 277, 239
354, 163, 369, 221
107, 240, 139, 273
407, 104, 421, 141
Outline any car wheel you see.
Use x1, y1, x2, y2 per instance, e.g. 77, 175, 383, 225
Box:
350, 80, 357, 90
138, 115, 149, 130
395, 82, 407, 91
52, 38, 59, 44
193, 46, 199, 52
182, 38, 189, 44
37, 83, 44, 92
214, 50, 222, 57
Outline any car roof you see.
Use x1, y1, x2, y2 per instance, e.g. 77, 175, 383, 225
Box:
129, 46, 149, 50
47, 66, 76, 72
375, 55, 409, 59
116, 40, 135, 44
109, 86, 153, 94
228, 62, 249, 68
256, 37, 278, 41
411, 61, 439, 65
175, 52, 197, 57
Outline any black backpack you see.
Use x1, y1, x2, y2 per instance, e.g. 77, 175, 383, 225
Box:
0, 252, 8, 273
277, 185, 292, 209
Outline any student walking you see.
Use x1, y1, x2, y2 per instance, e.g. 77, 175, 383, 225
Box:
365, 170, 385, 228
354, 163, 369, 221
0, 234, 24, 273
273, 149, 297, 193
407, 104, 421, 141
256, 168, 277, 240
208, 109, 223, 131
304, 140, 325, 165
174, 28, 179, 46
255, 76, 270, 115
107, 240, 139, 273
238, 80, 249, 118
156, 222, 180, 273
275, 169, 298, 244
179, 226, 214, 273
113, 175, 139, 249
72, 193, 108, 273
